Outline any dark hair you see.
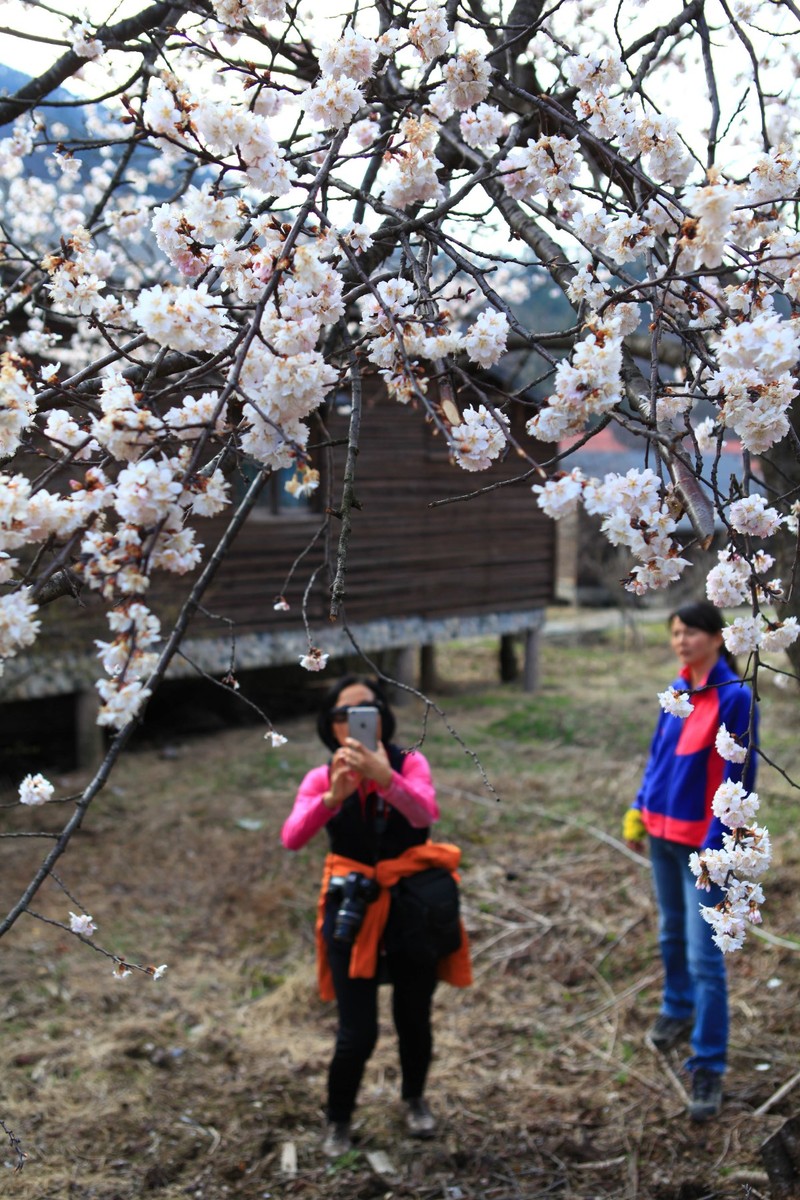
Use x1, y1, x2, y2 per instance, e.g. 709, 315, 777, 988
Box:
670, 600, 724, 635
316, 674, 396, 752
669, 600, 735, 667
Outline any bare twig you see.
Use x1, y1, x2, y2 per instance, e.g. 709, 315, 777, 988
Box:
0, 1118, 27, 1172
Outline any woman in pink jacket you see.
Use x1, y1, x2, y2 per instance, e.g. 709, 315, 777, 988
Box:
282, 675, 466, 1157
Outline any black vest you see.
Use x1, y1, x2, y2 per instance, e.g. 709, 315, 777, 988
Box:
325, 743, 429, 865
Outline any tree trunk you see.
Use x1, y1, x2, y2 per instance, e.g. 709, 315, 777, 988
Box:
759, 395, 800, 679
761, 1117, 800, 1199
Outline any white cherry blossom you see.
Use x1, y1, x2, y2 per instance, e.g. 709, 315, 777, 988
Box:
302, 77, 364, 128
19, 773, 54, 806
442, 52, 492, 111
449, 405, 507, 471
706, 552, 750, 608
532, 470, 585, 519
409, 2, 451, 60
300, 647, 329, 671
657, 687, 694, 718
729, 495, 783, 539
712, 780, 760, 828
69, 912, 97, 936
715, 725, 748, 764
70, 21, 105, 60
318, 30, 378, 82
760, 618, 800, 653
723, 615, 763, 656
463, 310, 509, 368
460, 104, 508, 148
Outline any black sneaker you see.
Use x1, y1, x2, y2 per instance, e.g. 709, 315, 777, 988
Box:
322, 1121, 352, 1157
648, 1014, 693, 1052
689, 1069, 723, 1122
405, 1097, 436, 1139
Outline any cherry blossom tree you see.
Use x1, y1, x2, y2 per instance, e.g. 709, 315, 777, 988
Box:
2, 0, 798, 1013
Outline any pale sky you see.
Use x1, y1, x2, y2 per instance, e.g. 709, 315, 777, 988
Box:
0, 1, 146, 92
1, 0, 794, 176
0, 0, 330, 85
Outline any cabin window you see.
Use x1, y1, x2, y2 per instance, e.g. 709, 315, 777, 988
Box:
331, 389, 353, 416
237, 461, 318, 519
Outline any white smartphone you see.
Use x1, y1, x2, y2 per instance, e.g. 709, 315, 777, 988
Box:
348, 706, 378, 751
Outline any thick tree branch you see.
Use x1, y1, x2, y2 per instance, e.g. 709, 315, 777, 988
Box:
0, 2, 181, 128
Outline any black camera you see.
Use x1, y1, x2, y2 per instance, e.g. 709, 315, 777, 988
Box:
332, 872, 379, 944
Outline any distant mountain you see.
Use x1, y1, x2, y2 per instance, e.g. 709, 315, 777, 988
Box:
0, 61, 91, 125
0, 61, 166, 194
1, 61, 103, 182
1, 62, 52, 98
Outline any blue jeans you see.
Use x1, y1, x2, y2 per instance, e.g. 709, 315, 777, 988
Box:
648, 835, 728, 1074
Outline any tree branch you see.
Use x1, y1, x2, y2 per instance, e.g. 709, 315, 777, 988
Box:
0, 2, 181, 128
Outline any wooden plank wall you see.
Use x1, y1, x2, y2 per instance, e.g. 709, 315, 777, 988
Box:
193, 388, 556, 635
29, 388, 556, 655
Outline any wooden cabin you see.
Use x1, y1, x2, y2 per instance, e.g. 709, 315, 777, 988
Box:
1, 382, 556, 761
186, 388, 556, 664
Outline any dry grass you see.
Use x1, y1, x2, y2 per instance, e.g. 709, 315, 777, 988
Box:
2, 615, 799, 1199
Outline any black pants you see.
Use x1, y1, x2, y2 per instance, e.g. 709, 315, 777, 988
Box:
323, 905, 438, 1123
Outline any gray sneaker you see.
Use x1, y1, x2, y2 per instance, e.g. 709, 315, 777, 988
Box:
405, 1097, 436, 1139
648, 1014, 693, 1052
689, 1069, 723, 1122
322, 1121, 352, 1157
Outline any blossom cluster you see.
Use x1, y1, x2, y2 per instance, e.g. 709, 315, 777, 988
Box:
69, 21, 105, 60
409, 1, 451, 61
533, 467, 690, 594
657, 687, 694, 719
139, 77, 294, 197
709, 299, 799, 455
210, 0, 286, 28
18, 773, 54, 806
690, 780, 770, 953
722, 612, 800, 657
94, 603, 162, 728
450, 406, 507, 471
41, 233, 110, 317
525, 309, 639, 442
360, 276, 509, 408
0, 353, 37, 457
383, 115, 445, 210
500, 136, 581, 205
705, 547, 781, 610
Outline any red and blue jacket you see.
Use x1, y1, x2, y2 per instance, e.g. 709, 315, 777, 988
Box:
635, 657, 757, 850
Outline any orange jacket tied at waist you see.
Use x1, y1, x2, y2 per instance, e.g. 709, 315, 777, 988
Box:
315, 841, 472, 1001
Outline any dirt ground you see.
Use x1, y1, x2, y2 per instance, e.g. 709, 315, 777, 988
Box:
2, 623, 799, 1200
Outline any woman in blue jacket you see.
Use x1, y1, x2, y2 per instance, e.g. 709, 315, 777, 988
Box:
623, 601, 757, 1122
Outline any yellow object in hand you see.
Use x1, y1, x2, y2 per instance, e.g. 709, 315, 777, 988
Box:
622, 807, 646, 843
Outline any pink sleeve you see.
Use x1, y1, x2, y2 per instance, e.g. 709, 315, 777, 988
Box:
281, 764, 334, 850
378, 750, 439, 828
